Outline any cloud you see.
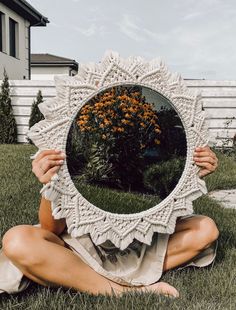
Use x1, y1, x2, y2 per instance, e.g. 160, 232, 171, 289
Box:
182, 12, 204, 20
72, 24, 109, 37
29, 0, 236, 79
117, 14, 166, 43
117, 14, 144, 42
73, 24, 96, 36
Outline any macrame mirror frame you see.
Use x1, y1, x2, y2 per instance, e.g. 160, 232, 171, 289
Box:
27, 51, 209, 250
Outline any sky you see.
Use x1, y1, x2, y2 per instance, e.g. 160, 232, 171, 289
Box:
27, 0, 236, 80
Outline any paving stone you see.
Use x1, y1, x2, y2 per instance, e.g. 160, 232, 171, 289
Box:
208, 189, 236, 209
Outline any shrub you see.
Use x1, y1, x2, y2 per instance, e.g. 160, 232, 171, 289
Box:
77, 141, 114, 184
143, 156, 186, 199
74, 85, 162, 190
156, 106, 187, 160
212, 117, 236, 161
0, 69, 18, 143
66, 120, 88, 176
27, 90, 44, 144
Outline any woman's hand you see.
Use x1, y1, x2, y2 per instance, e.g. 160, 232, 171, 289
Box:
32, 149, 66, 184
193, 146, 218, 178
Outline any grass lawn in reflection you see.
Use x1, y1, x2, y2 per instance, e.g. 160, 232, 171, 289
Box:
72, 177, 162, 214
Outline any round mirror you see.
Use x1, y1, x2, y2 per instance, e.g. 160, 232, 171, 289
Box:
66, 85, 187, 214
27, 51, 209, 248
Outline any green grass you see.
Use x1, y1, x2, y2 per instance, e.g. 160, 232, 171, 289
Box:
0, 144, 236, 309
73, 179, 161, 214
203, 150, 236, 192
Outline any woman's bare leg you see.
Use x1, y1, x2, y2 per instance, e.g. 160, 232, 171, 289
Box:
2, 225, 178, 297
2, 215, 218, 298
163, 215, 219, 271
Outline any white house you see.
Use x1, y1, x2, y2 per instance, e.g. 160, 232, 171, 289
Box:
0, 0, 48, 80
31, 53, 79, 80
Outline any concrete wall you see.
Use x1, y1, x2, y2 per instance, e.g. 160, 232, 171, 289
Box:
31, 66, 70, 80
0, 3, 30, 80
4, 79, 236, 146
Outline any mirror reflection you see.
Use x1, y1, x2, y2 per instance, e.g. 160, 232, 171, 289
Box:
66, 85, 187, 214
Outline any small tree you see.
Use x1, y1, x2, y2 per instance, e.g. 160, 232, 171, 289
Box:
29, 90, 44, 128
27, 90, 44, 144
0, 68, 18, 143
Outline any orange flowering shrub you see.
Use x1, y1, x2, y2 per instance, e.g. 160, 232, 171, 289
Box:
77, 86, 161, 147
75, 85, 162, 190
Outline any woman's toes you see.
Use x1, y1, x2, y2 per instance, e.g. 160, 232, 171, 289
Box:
146, 281, 179, 298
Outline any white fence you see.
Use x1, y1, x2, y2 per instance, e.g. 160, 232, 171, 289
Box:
6, 80, 236, 146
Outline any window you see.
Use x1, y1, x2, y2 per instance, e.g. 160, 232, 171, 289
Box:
0, 12, 6, 53
0, 13, 2, 52
9, 17, 18, 58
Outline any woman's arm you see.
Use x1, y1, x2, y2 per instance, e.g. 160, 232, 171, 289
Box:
31, 149, 67, 236
39, 196, 66, 236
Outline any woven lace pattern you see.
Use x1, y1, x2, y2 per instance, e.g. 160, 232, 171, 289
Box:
27, 51, 209, 250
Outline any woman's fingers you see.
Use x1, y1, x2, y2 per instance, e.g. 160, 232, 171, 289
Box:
194, 152, 218, 164
38, 157, 64, 173
32, 157, 63, 172
36, 153, 66, 169
38, 165, 61, 184
193, 156, 217, 165
194, 146, 217, 156
195, 146, 210, 152
194, 161, 215, 171
31, 149, 66, 184
194, 146, 219, 178
33, 149, 62, 162
198, 169, 211, 178
41, 154, 66, 161
194, 160, 217, 178
32, 154, 65, 174
194, 150, 217, 157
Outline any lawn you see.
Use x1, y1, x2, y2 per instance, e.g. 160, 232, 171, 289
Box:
0, 144, 236, 310
72, 179, 162, 214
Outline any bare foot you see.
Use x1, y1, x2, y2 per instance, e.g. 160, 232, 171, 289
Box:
139, 281, 179, 298
110, 281, 179, 298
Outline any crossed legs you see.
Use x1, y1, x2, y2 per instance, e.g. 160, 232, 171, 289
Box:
2, 215, 219, 297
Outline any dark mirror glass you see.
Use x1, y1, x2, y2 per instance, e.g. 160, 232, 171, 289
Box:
66, 85, 187, 214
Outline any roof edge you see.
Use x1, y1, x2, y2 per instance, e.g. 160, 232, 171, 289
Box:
0, 0, 49, 26
31, 62, 78, 70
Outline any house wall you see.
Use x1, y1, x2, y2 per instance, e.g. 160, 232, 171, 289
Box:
3, 79, 236, 146
31, 66, 70, 80
0, 3, 30, 80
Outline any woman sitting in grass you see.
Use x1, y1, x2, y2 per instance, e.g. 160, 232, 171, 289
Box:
1, 145, 219, 298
